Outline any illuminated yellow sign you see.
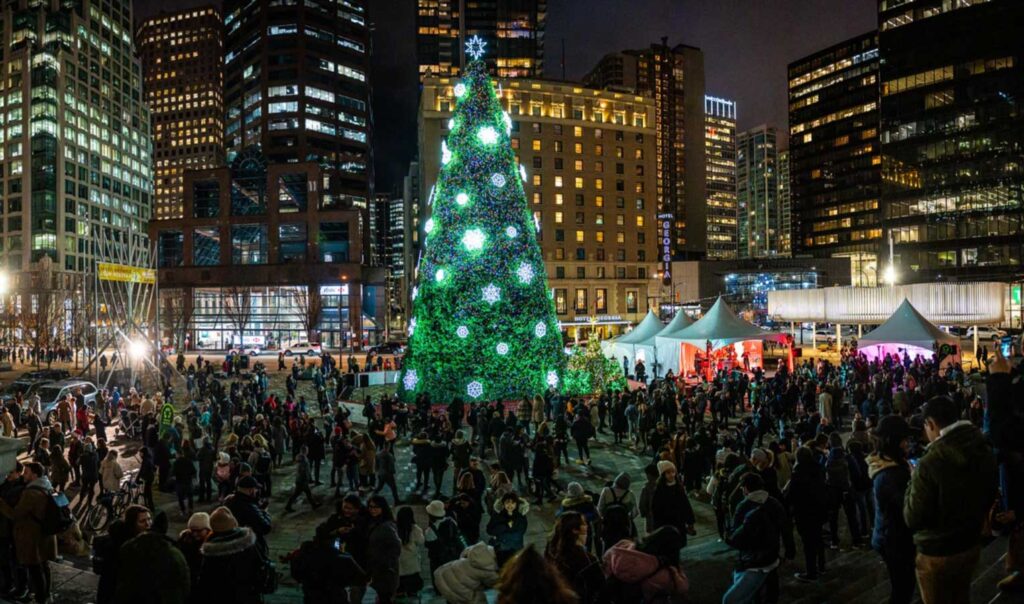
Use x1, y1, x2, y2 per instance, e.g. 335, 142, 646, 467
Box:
97, 263, 156, 284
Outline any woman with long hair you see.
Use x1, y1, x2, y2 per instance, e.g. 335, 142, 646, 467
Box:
365, 495, 401, 604
497, 545, 576, 604
395, 506, 425, 599
544, 511, 605, 603
486, 492, 529, 568
867, 417, 916, 604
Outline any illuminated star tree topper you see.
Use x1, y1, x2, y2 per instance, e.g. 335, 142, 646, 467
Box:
397, 48, 563, 403
465, 35, 487, 61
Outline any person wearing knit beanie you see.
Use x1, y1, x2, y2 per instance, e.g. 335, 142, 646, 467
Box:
187, 512, 211, 532
657, 460, 677, 476
209, 506, 238, 533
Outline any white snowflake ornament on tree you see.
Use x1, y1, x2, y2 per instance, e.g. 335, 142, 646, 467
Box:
467, 380, 484, 399
481, 283, 501, 305
402, 369, 419, 391
516, 262, 535, 284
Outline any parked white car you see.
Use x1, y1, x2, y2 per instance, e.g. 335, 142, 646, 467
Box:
964, 326, 1007, 341
282, 342, 322, 356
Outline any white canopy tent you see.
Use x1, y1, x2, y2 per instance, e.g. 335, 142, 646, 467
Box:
601, 310, 664, 373
858, 299, 959, 361
653, 310, 694, 377
656, 297, 787, 376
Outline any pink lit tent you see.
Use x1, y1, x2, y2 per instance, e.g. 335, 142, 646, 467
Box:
655, 297, 788, 377
857, 298, 959, 363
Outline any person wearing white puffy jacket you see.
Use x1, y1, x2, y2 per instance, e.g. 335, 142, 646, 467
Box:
433, 541, 499, 604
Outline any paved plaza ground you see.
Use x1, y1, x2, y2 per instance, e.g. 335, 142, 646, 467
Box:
0, 355, 1020, 604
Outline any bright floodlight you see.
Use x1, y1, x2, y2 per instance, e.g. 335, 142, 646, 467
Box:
0, 272, 8, 295
883, 264, 897, 286
128, 339, 149, 360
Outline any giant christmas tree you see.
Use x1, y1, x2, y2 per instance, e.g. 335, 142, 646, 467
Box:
398, 38, 564, 403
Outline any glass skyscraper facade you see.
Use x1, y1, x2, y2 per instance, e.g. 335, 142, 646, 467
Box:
704, 95, 737, 259
0, 0, 152, 274
736, 125, 783, 258
879, 0, 1024, 282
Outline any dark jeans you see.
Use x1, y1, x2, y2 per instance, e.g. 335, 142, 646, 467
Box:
431, 467, 446, 495
142, 479, 155, 510
286, 483, 317, 509
197, 472, 213, 502
375, 474, 400, 504
534, 475, 555, 502
175, 481, 194, 514
797, 522, 826, 577
880, 546, 916, 604
575, 438, 590, 461
415, 465, 430, 489
27, 562, 49, 603
828, 491, 862, 545
0, 537, 25, 594
311, 458, 322, 483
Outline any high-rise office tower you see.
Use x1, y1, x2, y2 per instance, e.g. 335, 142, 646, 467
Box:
137, 6, 224, 221
879, 0, 1023, 283
585, 42, 706, 266
789, 32, 880, 285
778, 150, 791, 257
416, 0, 546, 79
0, 0, 152, 274
736, 126, 783, 258
223, 0, 372, 219
704, 96, 738, 259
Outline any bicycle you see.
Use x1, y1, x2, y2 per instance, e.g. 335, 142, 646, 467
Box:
81, 470, 143, 534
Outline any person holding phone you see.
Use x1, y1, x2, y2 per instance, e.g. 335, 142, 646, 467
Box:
868, 416, 916, 604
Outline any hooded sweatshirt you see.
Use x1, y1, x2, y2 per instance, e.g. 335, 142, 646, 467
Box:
866, 453, 913, 554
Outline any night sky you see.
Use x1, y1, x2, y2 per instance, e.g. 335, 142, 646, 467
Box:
133, 0, 877, 193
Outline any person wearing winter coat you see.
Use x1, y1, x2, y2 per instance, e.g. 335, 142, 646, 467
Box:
824, 432, 861, 548
571, 412, 596, 464
597, 472, 638, 551
114, 517, 191, 604
722, 473, 795, 604
176, 512, 211, 600
364, 495, 402, 603
650, 461, 696, 548
545, 511, 606, 604
424, 500, 466, 579
434, 541, 500, 604
904, 396, 998, 604
450, 490, 484, 544
558, 482, 602, 553
100, 450, 123, 493
0, 463, 58, 602
603, 527, 689, 603
637, 464, 659, 535
868, 416, 916, 604
396, 507, 425, 597
77, 440, 100, 509
196, 507, 265, 603
785, 446, 829, 582
290, 528, 368, 604
486, 492, 529, 567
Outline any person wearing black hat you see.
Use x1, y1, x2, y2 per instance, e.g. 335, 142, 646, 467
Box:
225, 475, 273, 557
867, 415, 916, 604
904, 396, 998, 604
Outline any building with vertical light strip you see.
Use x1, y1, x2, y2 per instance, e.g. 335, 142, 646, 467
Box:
704, 95, 737, 259
788, 32, 880, 285
778, 149, 791, 256
416, 0, 546, 79
584, 42, 707, 263
736, 125, 783, 258
0, 0, 152, 276
137, 6, 224, 220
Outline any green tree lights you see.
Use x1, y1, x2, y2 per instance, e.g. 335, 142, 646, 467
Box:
398, 49, 564, 404
563, 338, 628, 396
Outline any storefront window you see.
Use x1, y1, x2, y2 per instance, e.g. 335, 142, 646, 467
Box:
320, 221, 349, 262
279, 223, 307, 263
193, 227, 221, 266
232, 224, 268, 265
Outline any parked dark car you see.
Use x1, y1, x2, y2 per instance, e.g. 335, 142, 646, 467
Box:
368, 342, 405, 355
19, 369, 70, 382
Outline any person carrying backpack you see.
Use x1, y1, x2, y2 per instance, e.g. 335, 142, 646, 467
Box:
0, 462, 59, 603
424, 500, 465, 585
597, 473, 638, 553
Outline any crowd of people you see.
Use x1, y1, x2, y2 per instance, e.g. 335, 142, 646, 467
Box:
0, 339, 1016, 604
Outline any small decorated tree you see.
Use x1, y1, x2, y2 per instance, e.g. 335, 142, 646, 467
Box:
398, 37, 564, 403
563, 338, 628, 396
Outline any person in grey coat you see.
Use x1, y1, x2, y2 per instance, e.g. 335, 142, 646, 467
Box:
374, 447, 400, 504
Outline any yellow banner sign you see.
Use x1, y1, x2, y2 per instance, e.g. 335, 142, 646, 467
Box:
97, 263, 156, 284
